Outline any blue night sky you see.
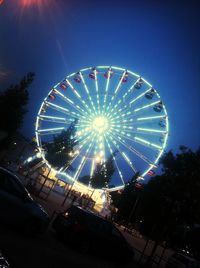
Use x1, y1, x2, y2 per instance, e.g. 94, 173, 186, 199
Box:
1, 0, 200, 155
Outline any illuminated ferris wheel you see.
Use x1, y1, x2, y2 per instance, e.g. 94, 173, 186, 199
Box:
35, 66, 169, 191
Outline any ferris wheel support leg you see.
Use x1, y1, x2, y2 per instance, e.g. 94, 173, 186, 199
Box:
61, 180, 75, 207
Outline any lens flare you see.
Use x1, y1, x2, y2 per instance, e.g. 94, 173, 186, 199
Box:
20, 0, 46, 7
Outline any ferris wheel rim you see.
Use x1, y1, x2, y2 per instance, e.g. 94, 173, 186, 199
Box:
35, 65, 169, 191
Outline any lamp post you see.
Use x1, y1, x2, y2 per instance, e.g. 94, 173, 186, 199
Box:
127, 181, 143, 227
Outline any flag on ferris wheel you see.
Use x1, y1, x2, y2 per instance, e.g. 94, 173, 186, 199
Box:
135, 182, 143, 189
147, 170, 155, 176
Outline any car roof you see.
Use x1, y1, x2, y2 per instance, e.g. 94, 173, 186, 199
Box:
0, 166, 17, 176
172, 252, 197, 262
0, 167, 21, 182
0, 167, 28, 192
68, 205, 113, 224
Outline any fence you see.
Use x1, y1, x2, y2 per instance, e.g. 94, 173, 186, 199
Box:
121, 227, 172, 267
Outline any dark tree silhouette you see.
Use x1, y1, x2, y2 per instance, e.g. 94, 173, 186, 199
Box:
0, 72, 35, 147
111, 172, 141, 223
136, 146, 200, 258
45, 119, 78, 170
91, 153, 116, 189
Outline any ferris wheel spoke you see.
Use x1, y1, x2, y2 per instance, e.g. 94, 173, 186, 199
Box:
109, 98, 155, 123
72, 143, 94, 180
105, 70, 126, 111
106, 72, 133, 113
79, 72, 97, 114
112, 118, 135, 125
38, 115, 73, 124
114, 70, 126, 95
108, 98, 123, 114
121, 77, 141, 100
44, 101, 81, 119
112, 126, 167, 137
137, 115, 167, 121
134, 100, 160, 113
36, 127, 65, 136
52, 88, 85, 115
136, 127, 167, 134
104, 137, 125, 185
63, 78, 92, 115
134, 136, 163, 150
89, 159, 95, 183
94, 70, 101, 113
103, 68, 112, 113
75, 128, 95, 145
88, 135, 105, 183
109, 129, 155, 166
108, 108, 132, 122
73, 134, 97, 182
106, 134, 137, 173
63, 132, 95, 172
108, 99, 131, 117
110, 96, 162, 120
116, 108, 165, 122
129, 87, 152, 105
108, 98, 138, 120
107, 76, 140, 113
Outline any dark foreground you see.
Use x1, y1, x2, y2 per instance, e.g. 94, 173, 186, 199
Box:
0, 225, 139, 268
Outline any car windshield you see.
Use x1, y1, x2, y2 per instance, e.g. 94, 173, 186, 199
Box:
63, 206, 114, 231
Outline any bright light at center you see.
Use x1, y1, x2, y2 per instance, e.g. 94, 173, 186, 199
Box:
93, 116, 108, 133
94, 117, 106, 127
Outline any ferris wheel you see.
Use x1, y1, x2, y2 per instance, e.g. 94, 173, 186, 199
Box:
35, 66, 169, 191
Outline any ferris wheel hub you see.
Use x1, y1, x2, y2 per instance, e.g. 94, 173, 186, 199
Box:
92, 116, 109, 133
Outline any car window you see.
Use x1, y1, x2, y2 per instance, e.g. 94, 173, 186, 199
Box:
0, 170, 25, 198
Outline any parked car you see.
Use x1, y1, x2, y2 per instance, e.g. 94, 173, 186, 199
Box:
0, 167, 49, 233
166, 252, 200, 268
0, 249, 10, 268
53, 205, 134, 263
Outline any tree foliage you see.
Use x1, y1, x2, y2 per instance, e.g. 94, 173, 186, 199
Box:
111, 172, 141, 223
0, 73, 34, 146
110, 146, 200, 259
137, 146, 200, 248
45, 119, 78, 170
91, 153, 116, 189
